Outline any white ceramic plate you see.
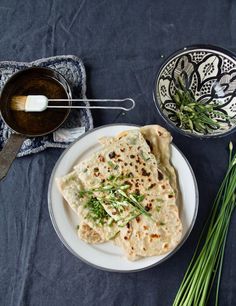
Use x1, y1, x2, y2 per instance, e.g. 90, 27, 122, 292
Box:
48, 124, 198, 272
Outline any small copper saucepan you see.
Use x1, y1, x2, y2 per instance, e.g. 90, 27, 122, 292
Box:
0, 67, 72, 180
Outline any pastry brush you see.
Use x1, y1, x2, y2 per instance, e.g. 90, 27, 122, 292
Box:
10, 95, 135, 112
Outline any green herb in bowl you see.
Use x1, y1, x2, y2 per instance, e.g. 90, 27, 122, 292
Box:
171, 78, 229, 134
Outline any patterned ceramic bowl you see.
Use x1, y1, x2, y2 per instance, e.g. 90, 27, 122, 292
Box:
154, 45, 236, 137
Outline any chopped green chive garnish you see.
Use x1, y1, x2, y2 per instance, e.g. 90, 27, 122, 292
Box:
85, 197, 109, 225
78, 175, 148, 220
79, 190, 86, 198
135, 194, 145, 202
102, 185, 113, 190
140, 150, 151, 161
119, 184, 131, 190
108, 218, 114, 226
108, 161, 115, 168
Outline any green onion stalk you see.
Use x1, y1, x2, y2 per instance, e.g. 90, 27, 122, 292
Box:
173, 142, 236, 306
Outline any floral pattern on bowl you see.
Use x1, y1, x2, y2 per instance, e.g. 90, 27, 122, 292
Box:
154, 46, 236, 137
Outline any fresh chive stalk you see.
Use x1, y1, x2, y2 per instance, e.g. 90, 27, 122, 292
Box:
173, 142, 236, 306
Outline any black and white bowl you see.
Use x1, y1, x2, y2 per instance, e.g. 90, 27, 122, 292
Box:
154, 45, 236, 138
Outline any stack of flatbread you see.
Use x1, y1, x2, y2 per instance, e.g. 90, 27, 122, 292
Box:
56, 125, 182, 260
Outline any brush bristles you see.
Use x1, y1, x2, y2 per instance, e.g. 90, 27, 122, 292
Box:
10, 96, 27, 111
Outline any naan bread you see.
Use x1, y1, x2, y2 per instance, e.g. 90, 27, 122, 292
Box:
56, 125, 183, 260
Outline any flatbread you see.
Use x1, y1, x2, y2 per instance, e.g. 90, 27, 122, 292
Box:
140, 125, 178, 194
56, 125, 182, 260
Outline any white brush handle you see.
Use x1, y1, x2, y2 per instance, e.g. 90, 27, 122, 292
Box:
25, 95, 48, 112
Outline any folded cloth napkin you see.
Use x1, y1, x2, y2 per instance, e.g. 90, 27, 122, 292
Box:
0, 55, 93, 157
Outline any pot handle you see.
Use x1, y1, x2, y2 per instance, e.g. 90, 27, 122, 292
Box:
0, 134, 25, 181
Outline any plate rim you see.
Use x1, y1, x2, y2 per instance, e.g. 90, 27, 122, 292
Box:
48, 123, 199, 272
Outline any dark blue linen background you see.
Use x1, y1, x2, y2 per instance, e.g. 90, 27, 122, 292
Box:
0, 0, 236, 305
